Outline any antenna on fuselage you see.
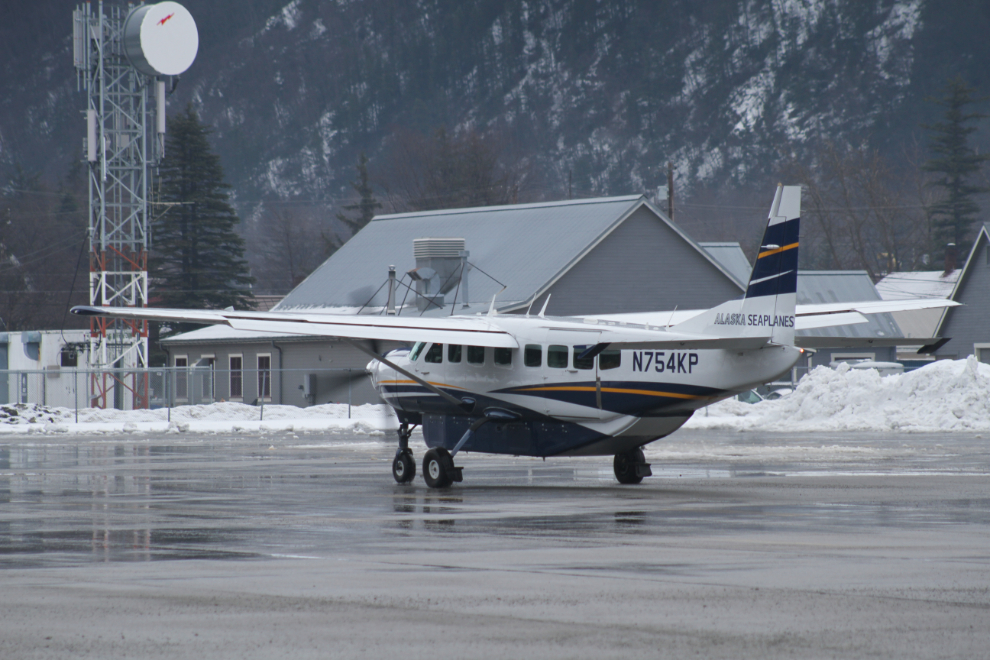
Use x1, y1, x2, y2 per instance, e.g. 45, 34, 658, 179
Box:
487, 287, 507, 317
538, 294, 552, 318
665, 305, 678, 329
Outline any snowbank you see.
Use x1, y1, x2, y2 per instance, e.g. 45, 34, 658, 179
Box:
0, 401, 400, 436
0, 358, 985, 436
686, 356, 990, 433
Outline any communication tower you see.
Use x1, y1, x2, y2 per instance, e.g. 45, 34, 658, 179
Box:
72, 1, 197, 408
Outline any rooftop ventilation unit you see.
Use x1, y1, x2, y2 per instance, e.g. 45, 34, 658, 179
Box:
411, 238, 469, 311
413, 238, 465, 260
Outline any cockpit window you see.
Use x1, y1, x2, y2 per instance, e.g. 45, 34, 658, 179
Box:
409, 342, 426, 361
425, 343, 443, 364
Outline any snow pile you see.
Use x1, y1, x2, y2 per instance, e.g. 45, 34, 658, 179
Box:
687, 356, 990, 433
0, 358, 986, 436
0, 402, 399, 436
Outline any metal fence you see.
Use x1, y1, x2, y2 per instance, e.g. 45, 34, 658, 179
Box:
0, 366, 374, 419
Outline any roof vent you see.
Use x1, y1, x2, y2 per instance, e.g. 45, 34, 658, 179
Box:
411, 238, 469, 311
414, 238, 465, 260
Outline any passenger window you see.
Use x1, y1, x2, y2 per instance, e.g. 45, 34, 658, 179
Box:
467, 345, 485, 365
494, 348, 512, 366
547, 345, 568, 368
448, 344, 462, 363
425, 343, 443, 364
524, 344, 542, 367
573, 346, 594, 370
409, 342, 426, 361
599, 349, 621, 370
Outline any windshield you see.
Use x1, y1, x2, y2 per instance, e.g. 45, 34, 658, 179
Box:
409, 342, 426, 361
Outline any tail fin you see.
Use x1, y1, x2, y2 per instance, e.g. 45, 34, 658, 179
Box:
673, 184, 800, 345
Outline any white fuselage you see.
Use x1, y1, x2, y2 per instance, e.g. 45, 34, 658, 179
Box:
368, 315, 800, 454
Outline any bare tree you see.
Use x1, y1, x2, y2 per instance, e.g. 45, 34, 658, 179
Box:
249, 204, 332, 294
779, 141, 929, 280
0, 166, 89, 330
380, 127, 525, 212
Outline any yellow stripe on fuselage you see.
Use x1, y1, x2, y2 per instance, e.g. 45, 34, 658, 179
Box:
757, 242, 799, 259
515, 386, 703, 400
379, 379, 465, 390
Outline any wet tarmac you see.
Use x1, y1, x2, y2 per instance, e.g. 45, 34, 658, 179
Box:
1, 429, 988, 658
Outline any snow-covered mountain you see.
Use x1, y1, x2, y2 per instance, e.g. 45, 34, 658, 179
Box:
2, 0, 988, 211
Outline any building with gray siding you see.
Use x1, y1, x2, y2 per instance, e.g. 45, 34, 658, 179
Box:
163, 196, 746, 405
932, 225, 990, 363
795, 271, 901, 368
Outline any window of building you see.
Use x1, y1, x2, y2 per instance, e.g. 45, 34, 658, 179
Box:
573, 346, 594, 370
524, 344, 542, 367
467, 346, 485, 365
448, 344, 462, 363
230, 355, 243, 399
258, 354, 271, 399
409, 342, 426, 361
494, 347, 512, 366
547, 345, 568, 368
425, 343, 443, 363
175, 356, 188, 400
599, 349, 621, 370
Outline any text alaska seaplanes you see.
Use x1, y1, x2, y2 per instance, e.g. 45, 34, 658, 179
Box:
713, 312, 795, 328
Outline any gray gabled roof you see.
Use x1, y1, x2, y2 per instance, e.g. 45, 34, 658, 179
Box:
275, 195, 741, 315
699, 242, 751, 288
797, 270, 902, 339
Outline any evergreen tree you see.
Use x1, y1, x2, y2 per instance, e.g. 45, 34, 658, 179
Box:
151, 104, 254, 315
923, 76, 990, 256
335, 153, 381, 237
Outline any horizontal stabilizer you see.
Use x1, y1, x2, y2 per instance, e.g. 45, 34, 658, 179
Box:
795, 311, 867, 331
796, 299, 960, 317
796, 336, 948, 349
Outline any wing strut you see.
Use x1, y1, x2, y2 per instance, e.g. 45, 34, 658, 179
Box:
341, 338, 466, 408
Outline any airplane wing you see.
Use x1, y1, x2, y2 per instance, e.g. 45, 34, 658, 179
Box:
71, 306, 520, 348
72, 305, 769, 351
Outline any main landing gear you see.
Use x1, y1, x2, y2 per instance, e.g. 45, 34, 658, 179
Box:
613, 448, 652, 485
422, 448, 463, 489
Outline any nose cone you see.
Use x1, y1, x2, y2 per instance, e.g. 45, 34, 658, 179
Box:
365, 358, 381, 378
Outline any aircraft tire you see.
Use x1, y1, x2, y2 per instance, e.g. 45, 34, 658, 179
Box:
423, 449, 453, 489
613, 449, 646, 485
392, 451, 416, 484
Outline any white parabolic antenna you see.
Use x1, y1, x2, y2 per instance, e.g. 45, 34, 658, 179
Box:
123, 1, 198, 77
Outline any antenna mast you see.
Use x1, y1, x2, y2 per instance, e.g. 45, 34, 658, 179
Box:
72, 1, 197, 409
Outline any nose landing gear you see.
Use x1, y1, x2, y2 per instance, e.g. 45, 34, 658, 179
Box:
392, 423, 417, 484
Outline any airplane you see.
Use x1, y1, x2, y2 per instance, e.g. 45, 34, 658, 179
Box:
72, 185, 957, 488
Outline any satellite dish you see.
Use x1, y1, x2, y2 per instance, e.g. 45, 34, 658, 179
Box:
123, 1, 198, 77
